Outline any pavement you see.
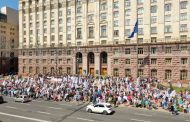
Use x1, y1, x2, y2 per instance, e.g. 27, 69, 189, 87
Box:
0, 96, 189, 122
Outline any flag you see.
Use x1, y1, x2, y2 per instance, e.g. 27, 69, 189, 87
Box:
128, 20, 138, 38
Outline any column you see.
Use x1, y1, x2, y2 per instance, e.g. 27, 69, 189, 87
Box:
107, 53, 112, 76
82, 53, 87, 75
94, 53, 100, 76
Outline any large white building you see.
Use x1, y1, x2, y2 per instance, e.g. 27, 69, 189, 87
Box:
0, 7, 19, 74
19, 0, 190, 82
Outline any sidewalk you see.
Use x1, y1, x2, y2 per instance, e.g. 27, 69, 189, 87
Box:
118, 103, 190, 116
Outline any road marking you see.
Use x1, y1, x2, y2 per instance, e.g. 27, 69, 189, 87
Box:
48, 107, 62, 110
59, 103, 72, 106
88, 113, 100, 116
37, 111, 51, 115
20, 103, 31, 106
131, 118, 150, 122
77, 117, 94, 122
33, 100, 42, 103
0, 112, 52, 122
134, 113, 153, 117
5, 106, 17, 109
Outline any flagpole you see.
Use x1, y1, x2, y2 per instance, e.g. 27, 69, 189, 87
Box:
136, 1, 139, 79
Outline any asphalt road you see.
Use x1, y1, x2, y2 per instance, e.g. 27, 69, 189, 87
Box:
0, 96, 189, 122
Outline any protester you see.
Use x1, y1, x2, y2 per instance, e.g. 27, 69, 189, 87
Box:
0, 74, 189, 114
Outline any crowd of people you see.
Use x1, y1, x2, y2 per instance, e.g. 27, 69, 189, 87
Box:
0, 74, 190, 115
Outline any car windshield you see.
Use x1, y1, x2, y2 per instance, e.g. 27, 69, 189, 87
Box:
106, 105, 112, 108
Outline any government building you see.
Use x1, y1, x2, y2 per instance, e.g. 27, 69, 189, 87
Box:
0, 7, 18, 74
19, 0, 190, 82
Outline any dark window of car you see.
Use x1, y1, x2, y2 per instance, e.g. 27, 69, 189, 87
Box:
98, 105, 104, 108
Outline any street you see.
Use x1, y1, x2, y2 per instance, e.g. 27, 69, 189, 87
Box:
0, 97, 189, 122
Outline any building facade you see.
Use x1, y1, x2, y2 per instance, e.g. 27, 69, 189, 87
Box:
19, 0, 190, 81
0, 7, 19, 74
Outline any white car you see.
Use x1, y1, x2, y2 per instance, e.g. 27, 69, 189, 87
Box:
14, 95, 29, 103
86, 103, 114, 115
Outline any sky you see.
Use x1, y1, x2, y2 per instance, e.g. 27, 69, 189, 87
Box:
0, 0, 18, 10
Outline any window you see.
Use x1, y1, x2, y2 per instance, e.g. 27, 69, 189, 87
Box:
138, 59, 144, 64
113, 68, 119, 77
125, 29, 131, 36
151, 5, 157, 13
113, 48, 119, 55
36, 59, 39, 63
138, 38, 144, 43
151, 37, 157, 43
165, 70, 172, 80
180, 13, 187, 21
151, 58, 157, 64
101, 25, 107, 37
76, 16, 82, 22
67, 50, 71, 55
138, 69, 143, 77
138, 28, 143, 35
67, 59, 71, 64
67, 67, 71, 74
165, 3, 172, 12
114, 59, 119, 64
77, 28, 82, 39
138, 7, 144, 14
181, 46, 187, 52
29, 67, 33, 73
151, 27, 157, 34
114, 20, 119, 27
165, 25, 172, 33
125, 0, 131, 7
100, 2, 107, 11
113, 11, 119, 18
29, 51, 32, 56
125, 59, 130, 64
180, 24, 188, 32
180, 35, 187, 42
138, 18, 143, 25
88, 14, 94, 22
29, 59, 32, 63
180, 70, 187, 80
113, 1, 119, 9
138, 48, 143, 54
180, 1, 188, 9
43, 67, 47, 74
77, 7, 82, 14
151, 16, 157, 24
125, 69, 131, 77
101, 40, 107, 45
181, 58, 187, 64
100, 13, 107, 20
114, 30, 119, 37
165, 14, 171, 22
125, 48, 130, 54
151, 0, 157, 3
151, 69, 157, 78
88, 26, 94, 38
137, 0, 144, 5
23, 66, 26, 73
165, 58, 172, 64
125, 9, 131, 16
125, 19, 130, 26
151, 47, 157, 54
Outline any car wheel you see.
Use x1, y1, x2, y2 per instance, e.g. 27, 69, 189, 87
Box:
103, 111, 108, 115
88, 109, 92, 113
